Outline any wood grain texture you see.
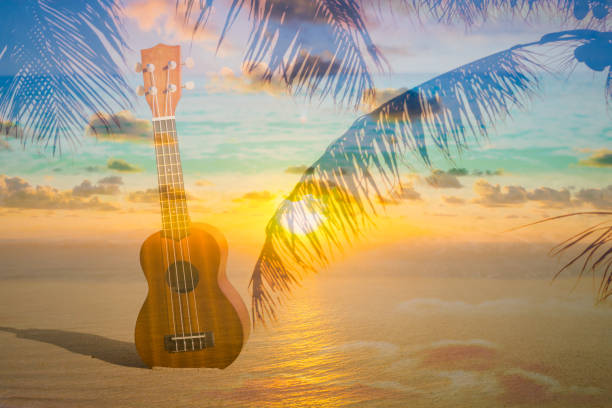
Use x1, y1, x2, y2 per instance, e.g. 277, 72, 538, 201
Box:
135, 223, 250, 368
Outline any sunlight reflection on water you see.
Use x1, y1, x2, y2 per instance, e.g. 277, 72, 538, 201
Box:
196, 273, 612, 408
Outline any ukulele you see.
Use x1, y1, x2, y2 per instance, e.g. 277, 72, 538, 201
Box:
134, 44, 250, 368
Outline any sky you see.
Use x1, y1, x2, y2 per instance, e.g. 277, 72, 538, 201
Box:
0, 0, 610, 257
1, 4, 611, 406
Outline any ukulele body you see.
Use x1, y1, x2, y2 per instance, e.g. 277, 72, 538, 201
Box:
135, 223, 250, 368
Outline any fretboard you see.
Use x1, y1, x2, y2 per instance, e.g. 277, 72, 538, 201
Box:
152, 117, 190, 239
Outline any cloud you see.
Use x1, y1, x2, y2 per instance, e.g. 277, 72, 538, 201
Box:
0, 120, 20, 151
86, 111, 151, 144
577, 149, 612, 168
526, 187, 571, 207
473, 180, 609, 208
442, 195, 465, 205
425, 170, 463, 189
98, 176, 123, 185
574, 185, 612, 209
124, 0, 217, 44
472, 180, 527, 207
207, 49, 345, 96
234, 190, 274, 202
107, 158, 141, 173
284, 165, 314, 175
84, 165, 104, 173
395, 184, 422, 201
361, 87, 407, 111
471, 169, 504, 176
127, 188, 158, 203
286, 49, 344, 79
206, 65, 288, 96
379, 183, 422, 205
447, 168, 469, 176
443, 168, 504, 177
72, 176, 123, 197
0, 175, 117, 211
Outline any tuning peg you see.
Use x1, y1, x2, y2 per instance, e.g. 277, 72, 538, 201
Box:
148, 86, 158, 96
145, 63, 155, 72
183, 57, 194, 69
168, 84, 178, 93
183, 81, 195, 90
136, 85, 146, 96
168, 60, 177, 70
134, 62, 143, 73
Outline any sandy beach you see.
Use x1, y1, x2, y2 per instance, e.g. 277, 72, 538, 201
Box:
1, 240, 611, 407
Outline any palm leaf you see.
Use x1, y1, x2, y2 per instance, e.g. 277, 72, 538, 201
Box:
0, 0, 132, 153
399, 0, 610, 26
182, 0, 608, 107
182, 0, 386, 106
249, 29, 610, 325
516, 212, 612, 302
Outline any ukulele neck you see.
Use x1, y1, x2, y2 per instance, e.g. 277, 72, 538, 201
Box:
153, 116, 190, 239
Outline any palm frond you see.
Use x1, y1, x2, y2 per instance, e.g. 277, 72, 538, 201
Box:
0, 0, 132, 153
182, 0, 386, 106
249, 29, 611, 325
518, 212, 612, 302
250, 38, 541, 325
400, 0, 610, 27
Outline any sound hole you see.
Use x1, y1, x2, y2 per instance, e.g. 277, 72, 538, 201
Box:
166, 261, 200, 293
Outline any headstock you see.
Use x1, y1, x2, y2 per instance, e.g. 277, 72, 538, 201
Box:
136, 44, 195, 118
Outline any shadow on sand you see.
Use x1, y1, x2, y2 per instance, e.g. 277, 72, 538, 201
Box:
0, 326, 147, 369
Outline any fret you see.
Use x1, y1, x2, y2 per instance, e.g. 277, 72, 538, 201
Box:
161, 215, 189, 219
161, 222, 190, 228
151, 117, 191, 237
157, 189, 185, 195
160, 205, 188, 211
158, 187, 187, 194
162, 222, 190, 228
160, 207, 188, 214
161, 217, 190, 223
161, 210, 190, 216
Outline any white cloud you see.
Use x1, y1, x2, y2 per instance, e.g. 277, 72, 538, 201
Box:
472, 179, 527, 207
425, 170, 463, 189
0, 175, 117, 211
86, 111, 151, 144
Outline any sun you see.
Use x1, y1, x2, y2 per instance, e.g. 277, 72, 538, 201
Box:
276, 194, 327, 235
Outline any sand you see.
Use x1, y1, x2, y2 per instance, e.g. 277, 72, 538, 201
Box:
1, 241, 611, 407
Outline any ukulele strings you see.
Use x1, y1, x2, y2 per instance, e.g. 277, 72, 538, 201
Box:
167, 83, 203, 350
150, 70, 185, 351
163, 65, 198, 351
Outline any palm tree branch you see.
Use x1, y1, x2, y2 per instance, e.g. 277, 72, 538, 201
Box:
181, 0, 386, 106
517, 212, 612, 302
248, 29, 611, 325
0, 0, 132, 152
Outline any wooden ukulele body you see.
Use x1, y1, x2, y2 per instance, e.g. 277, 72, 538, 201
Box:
135, 223, 250, 368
